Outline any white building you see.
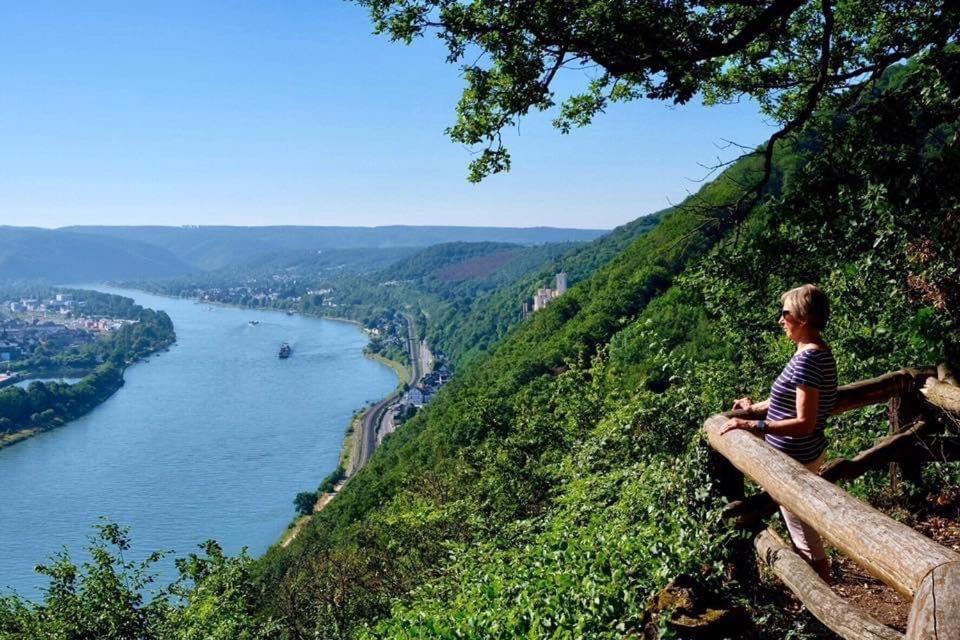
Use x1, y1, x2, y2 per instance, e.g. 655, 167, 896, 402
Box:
555, 272, 567, 295
532, 288, 549, 311
527, 273, 569, 313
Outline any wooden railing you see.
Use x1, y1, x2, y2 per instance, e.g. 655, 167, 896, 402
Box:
704, 365, 960, 640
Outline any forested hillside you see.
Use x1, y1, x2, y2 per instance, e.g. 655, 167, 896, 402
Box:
64, 225, 608, 271
419, 213, 665, 367
0, 227, 193, 282
2, 3, 958, 639
253, 53, 959, 638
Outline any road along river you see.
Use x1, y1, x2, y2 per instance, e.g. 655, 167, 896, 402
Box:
0, 286, 397, 598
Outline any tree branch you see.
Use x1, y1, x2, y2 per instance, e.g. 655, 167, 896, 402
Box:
732, 0, 834, 219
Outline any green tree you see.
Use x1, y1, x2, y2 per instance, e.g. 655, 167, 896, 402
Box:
355, 0, 958, 203
294, 491, 318, 516
0, 523, 279, 640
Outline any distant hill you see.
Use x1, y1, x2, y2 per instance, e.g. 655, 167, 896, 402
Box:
61, 225, 609, 271
0, 227, 193, 283
416, 211, 666, 365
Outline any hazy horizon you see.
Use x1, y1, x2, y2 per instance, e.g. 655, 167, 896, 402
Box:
24, 222, 614, 231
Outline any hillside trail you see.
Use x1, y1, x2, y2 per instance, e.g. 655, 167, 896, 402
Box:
280, 481, 346, 548
771, 490, 960, 632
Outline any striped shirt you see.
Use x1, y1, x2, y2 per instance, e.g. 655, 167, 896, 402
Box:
765, 349, 838, 463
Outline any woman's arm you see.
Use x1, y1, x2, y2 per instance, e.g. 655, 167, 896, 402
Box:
747, 398, 769, 418
720, 387, 819, 436
731, 397, 769, 417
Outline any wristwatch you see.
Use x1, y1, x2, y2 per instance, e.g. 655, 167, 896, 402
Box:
755, 419, 767, 434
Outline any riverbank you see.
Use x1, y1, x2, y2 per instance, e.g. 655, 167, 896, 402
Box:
0, 374, 123, 451
278, 399, 380, 549
364, 352, 411, 387
276, 327, 418, 548
0, 426, 43, 449
0, 353, 162, 451
0, 318, 176, 449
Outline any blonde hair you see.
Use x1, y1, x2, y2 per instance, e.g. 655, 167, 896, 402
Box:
781, 284, 830, 330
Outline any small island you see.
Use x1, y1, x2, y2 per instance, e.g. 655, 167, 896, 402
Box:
0, 286, 176, 448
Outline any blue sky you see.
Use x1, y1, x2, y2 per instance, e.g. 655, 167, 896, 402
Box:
0, 1, 774, 230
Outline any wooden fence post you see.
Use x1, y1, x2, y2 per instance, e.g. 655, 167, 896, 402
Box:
905, 561, 960, 640
888, 392, 925, 492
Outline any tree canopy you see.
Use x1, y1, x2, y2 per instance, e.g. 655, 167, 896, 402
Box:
356, 0, 959, 201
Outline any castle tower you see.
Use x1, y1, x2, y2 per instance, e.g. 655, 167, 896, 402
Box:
555, 272, 567, 295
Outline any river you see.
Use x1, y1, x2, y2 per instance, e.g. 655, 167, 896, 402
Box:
0, 286, 398, 598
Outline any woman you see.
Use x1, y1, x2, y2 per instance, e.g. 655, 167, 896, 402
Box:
720, 284, 838, 582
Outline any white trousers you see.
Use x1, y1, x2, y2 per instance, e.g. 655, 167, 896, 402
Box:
779, 452, 828, 562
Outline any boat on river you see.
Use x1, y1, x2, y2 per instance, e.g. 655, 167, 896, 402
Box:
248, 320, 260, 326
279, 342, 291, 359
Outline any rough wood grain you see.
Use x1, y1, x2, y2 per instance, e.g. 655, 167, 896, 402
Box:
755, 529, 903, 640
834, 369, 936, 415
905, 561, 960, 640
705, 414, 960, 597
724, 420, 931, 530
922, 378, 960, 416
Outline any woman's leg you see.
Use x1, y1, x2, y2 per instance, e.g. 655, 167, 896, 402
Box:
779, 452, 830, 581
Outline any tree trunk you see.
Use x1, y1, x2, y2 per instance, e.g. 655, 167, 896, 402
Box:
888, 393, 925, 491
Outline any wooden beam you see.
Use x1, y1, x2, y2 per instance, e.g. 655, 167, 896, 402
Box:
937, 363, 958, 387
922, 378, 960, 416
905, 561, 960, 640
755, 529, 903, 640
705, 414, 960, 597
726, 369, 936, 422
724, 420, 931, 530
834, 369, 935, 415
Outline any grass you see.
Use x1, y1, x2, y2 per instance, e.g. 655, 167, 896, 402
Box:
365, 352, 411, 386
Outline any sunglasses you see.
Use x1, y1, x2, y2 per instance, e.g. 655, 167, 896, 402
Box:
778, 309, 792, 320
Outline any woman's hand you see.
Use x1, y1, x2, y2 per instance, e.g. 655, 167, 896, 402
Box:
720, 417, 759, 436
731, 397, 753, 411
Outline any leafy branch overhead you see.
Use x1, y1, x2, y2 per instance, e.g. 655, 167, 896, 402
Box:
356, 0, 959, 200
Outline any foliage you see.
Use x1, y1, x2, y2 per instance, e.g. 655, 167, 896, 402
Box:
294, 492, 319, 517
319, 465, 347, 495
6, 19, 960, 640
0, 522, 277, 640
356, 0, 958, 182
252, 142, 785, 635
253, 51, 960, 639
